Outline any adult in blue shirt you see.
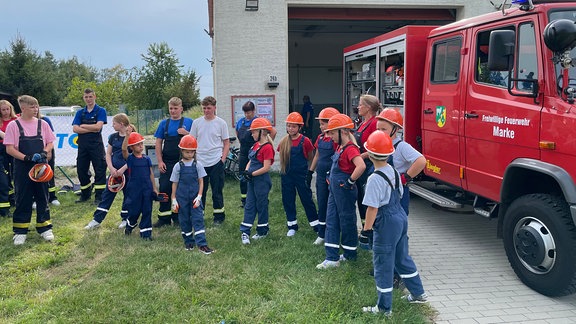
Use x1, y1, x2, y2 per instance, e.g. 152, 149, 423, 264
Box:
72, 88, 108, 204
301, 95, 314, 137
153, 97, 193, 227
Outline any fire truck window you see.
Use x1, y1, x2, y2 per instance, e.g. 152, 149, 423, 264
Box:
431, 37, 462, 83
516, 22, 537, 92
476, 28, 512, 87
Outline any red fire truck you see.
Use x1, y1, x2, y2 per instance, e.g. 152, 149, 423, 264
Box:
344, 0, 576, 296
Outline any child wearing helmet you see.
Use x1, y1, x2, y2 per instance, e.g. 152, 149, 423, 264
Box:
4, 95, 56, 245
240, 118, 275, 245
277, 112, 319, 239
170, 135, 214, 254
361, 130, 427, 316
376, 108, 425, 215
85, 114, 134, 230
316, 114, 366, 269
122, 130, 161, 240
308, 107, 340, 246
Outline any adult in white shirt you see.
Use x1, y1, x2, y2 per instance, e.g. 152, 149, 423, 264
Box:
190, 96, 230, 225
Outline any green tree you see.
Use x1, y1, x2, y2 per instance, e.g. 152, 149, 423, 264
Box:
63, 65, 132, 115
165, 70, 201, 110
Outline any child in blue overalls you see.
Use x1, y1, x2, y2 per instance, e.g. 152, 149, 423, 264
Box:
361, 130, 427, 316
170, 135, 213, 254
308, 107, 340, 246
122, 131, 161, 240
316, 114, 366, 269
376, 108, 425, 216
277, 112, 319, 239
85, 114, 133, 230
240, 118, 275, 245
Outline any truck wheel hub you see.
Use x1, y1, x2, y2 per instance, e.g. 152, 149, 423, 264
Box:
513, 217, 556, 274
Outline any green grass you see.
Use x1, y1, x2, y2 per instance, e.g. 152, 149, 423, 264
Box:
0, 174, 433, 323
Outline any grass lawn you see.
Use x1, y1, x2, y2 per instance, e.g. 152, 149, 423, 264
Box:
0, 174, 433, 323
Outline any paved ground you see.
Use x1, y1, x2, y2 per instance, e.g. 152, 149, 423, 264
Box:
407, 195, 576, 324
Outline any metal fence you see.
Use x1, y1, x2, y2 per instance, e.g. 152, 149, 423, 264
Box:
132, 109, 164, 135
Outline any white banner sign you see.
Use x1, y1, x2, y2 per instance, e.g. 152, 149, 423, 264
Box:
50, 116, 115, 167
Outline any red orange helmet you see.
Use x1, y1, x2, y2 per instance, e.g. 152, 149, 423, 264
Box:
326, 114, 354, 132
178, 135, 198, 150
128, 132, 145, 146
29, 163, 53, 183
250, 117, 273, 131
364, 130, 395, 158
108, 175, 126, 193
285, 112, 304, 125
376, 108, 404, 129
316, 107, 340, 120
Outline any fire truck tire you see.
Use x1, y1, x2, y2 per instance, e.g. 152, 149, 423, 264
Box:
503, 193, 576, 296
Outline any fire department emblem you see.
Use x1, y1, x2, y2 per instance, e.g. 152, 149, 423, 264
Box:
436, 106, 446, 128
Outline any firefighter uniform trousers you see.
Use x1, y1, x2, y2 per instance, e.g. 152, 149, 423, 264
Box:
0, 146, 11, 216
0, 143, 15, 205
315, 136, 335, 239
372, 171, 425, 312
237, 119, 255, 206
125, 155, 154, 238
12, 120, 51, 235
201, 160, 226, 223
77, 108, 106, 201
176, 161, 207, 246
240, 143, 272, 236
324, 146, 358, 261
281, 136, 318, 232
93, 134, 129, 223
47, 148, 57, 202
157, 118, 184, 225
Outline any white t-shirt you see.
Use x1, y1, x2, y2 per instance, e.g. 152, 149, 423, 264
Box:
170, 160, 207, 182
391, 137, 423, 174
362, 164, 403, 208
190, 116, 229, 167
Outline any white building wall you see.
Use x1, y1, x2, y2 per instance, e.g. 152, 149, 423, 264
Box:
212, 0, 495, 133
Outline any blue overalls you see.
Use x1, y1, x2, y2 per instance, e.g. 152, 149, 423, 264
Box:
240, 143, 272, 236
281, 136, 319, 232
237, 117, 255, 206
354, 119, 375, 220
12, 120, 51, 235
158, 118, 184, 225
76, 106, 107, 201
93, 133, 129, 223
324, 144, 358, 261
388, 141, 410, 215
315, 135, 335, 239
125, 154, 154, 238
176, 161, 207, 247
372, 170, 425, 312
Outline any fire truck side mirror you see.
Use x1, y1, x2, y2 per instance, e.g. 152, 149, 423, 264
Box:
488, 30, 515, 71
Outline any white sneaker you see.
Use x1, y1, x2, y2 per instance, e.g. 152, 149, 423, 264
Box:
118, 220, 127, 229
40, 229, 54, 241
313, 237, 324, 245
51, 199, 61, 206
316, 259, 339, 269
339, 254, 347, 262
32, 202, 36, 209
241, 233, 250, 245
84, 220, 101, 230
251, 233, 267, 240
13, 234, 26, 245
286, 229, 296, 237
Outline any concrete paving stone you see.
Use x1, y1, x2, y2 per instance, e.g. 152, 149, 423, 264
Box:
406, 196, 576, 323
475, 316, 507, 324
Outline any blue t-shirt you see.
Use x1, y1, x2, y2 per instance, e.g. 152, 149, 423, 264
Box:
235, 117, 254, 132
154, 117, 193, 139
72, 104, 108, 126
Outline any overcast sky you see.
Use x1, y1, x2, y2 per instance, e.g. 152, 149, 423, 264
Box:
0, 0, 214, 97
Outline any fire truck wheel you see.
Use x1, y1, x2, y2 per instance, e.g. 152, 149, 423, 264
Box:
503, 193, 576, 296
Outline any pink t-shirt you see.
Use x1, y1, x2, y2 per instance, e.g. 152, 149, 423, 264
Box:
3, 117, 56, 149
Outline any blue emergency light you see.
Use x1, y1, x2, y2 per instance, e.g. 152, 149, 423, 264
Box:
511, 0, 534, 11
